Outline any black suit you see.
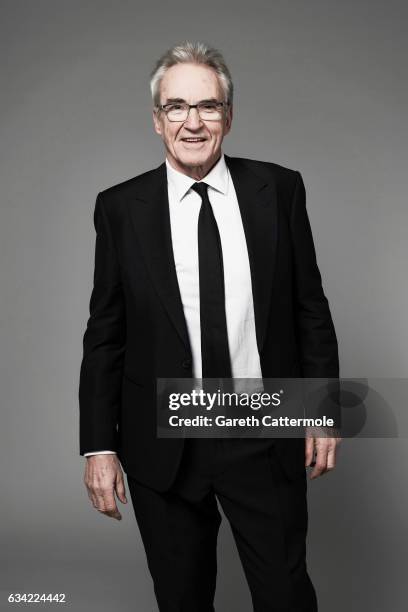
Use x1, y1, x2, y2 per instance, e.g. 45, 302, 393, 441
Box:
79, 155, 339, 611
79, 154, 339, 486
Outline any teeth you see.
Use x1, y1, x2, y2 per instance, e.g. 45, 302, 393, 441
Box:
184, 138, 204, 141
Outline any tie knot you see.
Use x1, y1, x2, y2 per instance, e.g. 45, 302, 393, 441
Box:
191, 182, 209, 199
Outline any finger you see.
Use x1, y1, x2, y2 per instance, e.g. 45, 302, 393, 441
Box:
92, 488, 106, 511
310, 462, 327, 479
305, 437, 315, 466
326, 439, 340, 471
310, 445, 328, 479
103, 508, 122, 520
115, 473, 128, 504
95, 489, 122, 520
92, 485, 111, 511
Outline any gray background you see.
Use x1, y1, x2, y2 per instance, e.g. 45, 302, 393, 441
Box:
1, 0, 407, 610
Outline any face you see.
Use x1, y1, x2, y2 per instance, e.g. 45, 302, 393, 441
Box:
152, 63, 233, 179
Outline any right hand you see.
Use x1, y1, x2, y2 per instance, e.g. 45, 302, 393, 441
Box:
84, 454, 127, 520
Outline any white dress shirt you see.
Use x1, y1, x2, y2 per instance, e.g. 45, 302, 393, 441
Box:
84, 152, 262, 457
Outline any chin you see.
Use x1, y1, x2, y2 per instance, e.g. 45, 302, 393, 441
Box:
187, 148, 214, 162
174, 146, 213, 167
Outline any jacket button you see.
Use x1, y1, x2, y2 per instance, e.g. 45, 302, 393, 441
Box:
182, 358, 192, 369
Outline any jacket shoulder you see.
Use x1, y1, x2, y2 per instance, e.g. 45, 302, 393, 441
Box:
98, 164, 162, 200
228, 156, 300, 202
94, 163, 164, 222
230, 155, 298, 179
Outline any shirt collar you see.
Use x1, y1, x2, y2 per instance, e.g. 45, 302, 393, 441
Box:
165, 153, 229, 202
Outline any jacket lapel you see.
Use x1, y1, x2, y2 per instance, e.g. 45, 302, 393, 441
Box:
128, 155, 278, 358
128, 162, 192, 353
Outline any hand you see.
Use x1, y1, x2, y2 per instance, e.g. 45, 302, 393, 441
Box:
305, 426, 342, 479
84, 454, 127, 520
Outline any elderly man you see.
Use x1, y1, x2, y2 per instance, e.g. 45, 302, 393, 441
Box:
79, 41, 340, 611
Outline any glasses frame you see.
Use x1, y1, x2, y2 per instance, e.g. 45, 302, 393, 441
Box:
156, 100, 230, 122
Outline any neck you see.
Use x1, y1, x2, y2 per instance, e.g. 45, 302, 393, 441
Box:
166, 154, 222, 181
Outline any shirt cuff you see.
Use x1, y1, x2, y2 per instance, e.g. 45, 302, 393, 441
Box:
84, 451, 117, 457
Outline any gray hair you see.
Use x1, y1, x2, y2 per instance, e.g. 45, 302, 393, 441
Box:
150, 41, 234, 108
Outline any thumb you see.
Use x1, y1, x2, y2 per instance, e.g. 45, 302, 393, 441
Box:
115, 473, 128, 504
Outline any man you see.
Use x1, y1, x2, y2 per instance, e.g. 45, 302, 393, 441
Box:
79, 41, 341, 611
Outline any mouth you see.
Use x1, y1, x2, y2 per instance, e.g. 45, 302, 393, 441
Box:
181, 137, 207, 145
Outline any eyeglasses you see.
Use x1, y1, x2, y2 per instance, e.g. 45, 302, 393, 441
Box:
157, 101, 229, 122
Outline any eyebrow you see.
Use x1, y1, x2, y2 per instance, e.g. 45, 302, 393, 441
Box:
163, 97, 219, 104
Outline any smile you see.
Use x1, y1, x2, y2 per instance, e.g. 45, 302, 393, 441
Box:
181, 138, 206, 143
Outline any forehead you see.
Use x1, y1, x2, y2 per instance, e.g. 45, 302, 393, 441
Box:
159, 63, 222, 103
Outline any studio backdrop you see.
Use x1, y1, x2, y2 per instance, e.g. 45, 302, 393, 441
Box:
1, 1, 407, 611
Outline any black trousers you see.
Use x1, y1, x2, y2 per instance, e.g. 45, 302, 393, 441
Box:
127, 438, 318, 612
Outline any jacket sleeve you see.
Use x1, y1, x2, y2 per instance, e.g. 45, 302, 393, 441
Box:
79, 192, 126, 455
290, 171, 340, 379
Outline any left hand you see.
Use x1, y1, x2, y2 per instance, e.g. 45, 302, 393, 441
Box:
305, 427, 342, 479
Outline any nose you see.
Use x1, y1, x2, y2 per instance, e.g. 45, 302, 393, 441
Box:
184, 106, 202, 129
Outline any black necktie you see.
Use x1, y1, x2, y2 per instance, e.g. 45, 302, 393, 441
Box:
191, 182, 232, 381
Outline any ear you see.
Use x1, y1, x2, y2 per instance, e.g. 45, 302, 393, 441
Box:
152, 109, 162, 136
224, 104, 233, 135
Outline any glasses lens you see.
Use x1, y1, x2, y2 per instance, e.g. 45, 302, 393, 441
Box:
198, 102, 222, 120
167, 104, 188, 121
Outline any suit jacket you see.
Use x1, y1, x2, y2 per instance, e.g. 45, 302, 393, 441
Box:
79, 155, 339, 491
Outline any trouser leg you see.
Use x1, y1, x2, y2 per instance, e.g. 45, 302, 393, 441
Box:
213, 439, 317, 612
127, 440, 222, 612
